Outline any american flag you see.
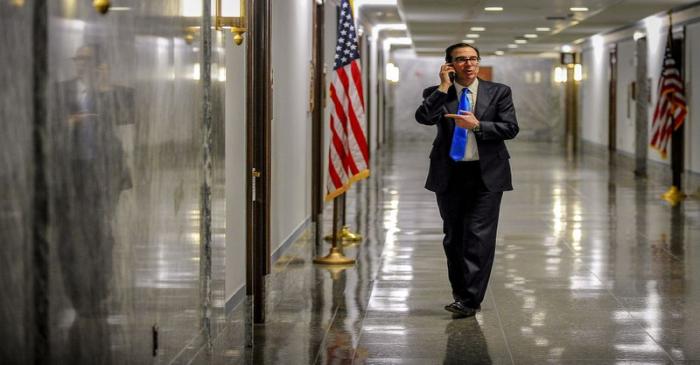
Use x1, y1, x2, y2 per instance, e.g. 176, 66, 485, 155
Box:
650, 27, 688, 159
325, 0, 369, 201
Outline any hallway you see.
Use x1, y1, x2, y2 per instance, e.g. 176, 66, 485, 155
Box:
4, 1, 700, 363
224, 140, 699, 364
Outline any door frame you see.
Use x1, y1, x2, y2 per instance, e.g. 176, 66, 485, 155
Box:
311, 0, 325, 223
246, 0, 272, 324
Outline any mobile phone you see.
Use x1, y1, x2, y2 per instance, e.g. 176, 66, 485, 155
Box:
448, 71, 455, 83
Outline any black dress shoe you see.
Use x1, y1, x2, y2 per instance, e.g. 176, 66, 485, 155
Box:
444, 301, 477, 318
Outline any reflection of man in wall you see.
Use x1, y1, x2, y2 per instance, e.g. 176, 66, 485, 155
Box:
51, 43, 132, 362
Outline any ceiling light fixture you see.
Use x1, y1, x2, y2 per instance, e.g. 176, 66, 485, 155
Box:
466, 34, 480, 38
495, 50, 505, 55
561, 44, 573, 52
536, 27, 551, 31
470, 27, 486, 31
524, 34, 538, 38
371, 23, 407, 42
514, 39, 527, 44
570, 7, 588, 12
507, 44, 518, 48
484, 7, 503, 11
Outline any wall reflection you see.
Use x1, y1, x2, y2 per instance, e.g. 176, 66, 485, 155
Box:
0, 0, 231, 362
0, 1, 34, 363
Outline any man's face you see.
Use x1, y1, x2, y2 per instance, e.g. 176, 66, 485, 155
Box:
450, 46, 480, 85
73, 46, 97, 80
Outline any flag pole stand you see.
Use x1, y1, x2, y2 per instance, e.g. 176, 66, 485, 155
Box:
661, 185, 685, 206
323, 193, 363, 243
314, 196, 355, 265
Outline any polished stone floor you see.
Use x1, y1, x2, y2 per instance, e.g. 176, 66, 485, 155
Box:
215, 140, 699, 364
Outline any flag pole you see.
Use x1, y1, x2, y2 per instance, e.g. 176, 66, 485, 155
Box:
321, 0, 369, 243
323, 192, 363, 243
314, 195, 356, 265
339, 189, 363, 242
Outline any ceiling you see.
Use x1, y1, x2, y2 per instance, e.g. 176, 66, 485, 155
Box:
359, 0, 697, 57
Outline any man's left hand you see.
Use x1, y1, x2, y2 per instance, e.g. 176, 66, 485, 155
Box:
445, 111, 480, 130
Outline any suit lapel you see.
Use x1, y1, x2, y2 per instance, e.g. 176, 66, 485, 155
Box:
445, 85, 458, 114
445, 85, 458, 135
475, 79, 493, 120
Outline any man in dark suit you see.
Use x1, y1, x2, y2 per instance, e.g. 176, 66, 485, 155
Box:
415, 43, 518, 318
50, 44, 133, 363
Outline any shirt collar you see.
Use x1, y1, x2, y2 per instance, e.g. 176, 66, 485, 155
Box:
455, 78, 478, 96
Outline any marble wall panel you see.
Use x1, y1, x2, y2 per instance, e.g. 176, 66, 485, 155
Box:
0, 1, 34, 362
34, 0, 226, 363
210, 30, 227, 339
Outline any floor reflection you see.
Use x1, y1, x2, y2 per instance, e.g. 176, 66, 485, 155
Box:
443, 319, 492, 365
219, 140, 700, 364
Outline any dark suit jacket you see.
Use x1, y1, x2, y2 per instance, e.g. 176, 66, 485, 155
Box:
415, 79, 519, 193
51, 79, 134, 193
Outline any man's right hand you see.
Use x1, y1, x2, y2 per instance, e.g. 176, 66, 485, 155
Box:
438, 63, 454, 93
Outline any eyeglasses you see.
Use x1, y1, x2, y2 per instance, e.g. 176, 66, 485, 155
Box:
453, 56, 480, 65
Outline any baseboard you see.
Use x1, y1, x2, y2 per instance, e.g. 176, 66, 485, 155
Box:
272, 216, 311, 264
222, 216, 311, 315
224, 284, 246, 315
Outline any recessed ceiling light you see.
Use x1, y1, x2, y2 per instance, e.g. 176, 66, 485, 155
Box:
495, 50, 505, 55
514, 39, 527, 44
524, 34, 538, 38
462, 39, 477, 44
484, 7, 503, 11
507, 44, 518, 48
561, 44, 573, 52
466, 34, 480, 38
570, 7, 588, 11
470, 27, 486, 31
536, 27, 551, 31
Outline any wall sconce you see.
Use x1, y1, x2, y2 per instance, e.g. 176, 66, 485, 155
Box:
185, 26, 198, 45
216, 0, 247, 45
93, 0, 110, 14
573, 64, 582, 82
554, 67, 567, 83
554, 65, 582, 83
386, 62, 400, 83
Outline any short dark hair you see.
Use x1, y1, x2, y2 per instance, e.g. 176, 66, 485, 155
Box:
444, 43, 481, 62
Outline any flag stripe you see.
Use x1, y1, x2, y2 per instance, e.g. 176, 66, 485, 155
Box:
351, 61, 365, 107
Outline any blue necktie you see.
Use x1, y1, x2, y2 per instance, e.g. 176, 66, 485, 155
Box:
449, 88, 470, 161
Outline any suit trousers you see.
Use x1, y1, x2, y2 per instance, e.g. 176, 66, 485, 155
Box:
436, 161, 503, 307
